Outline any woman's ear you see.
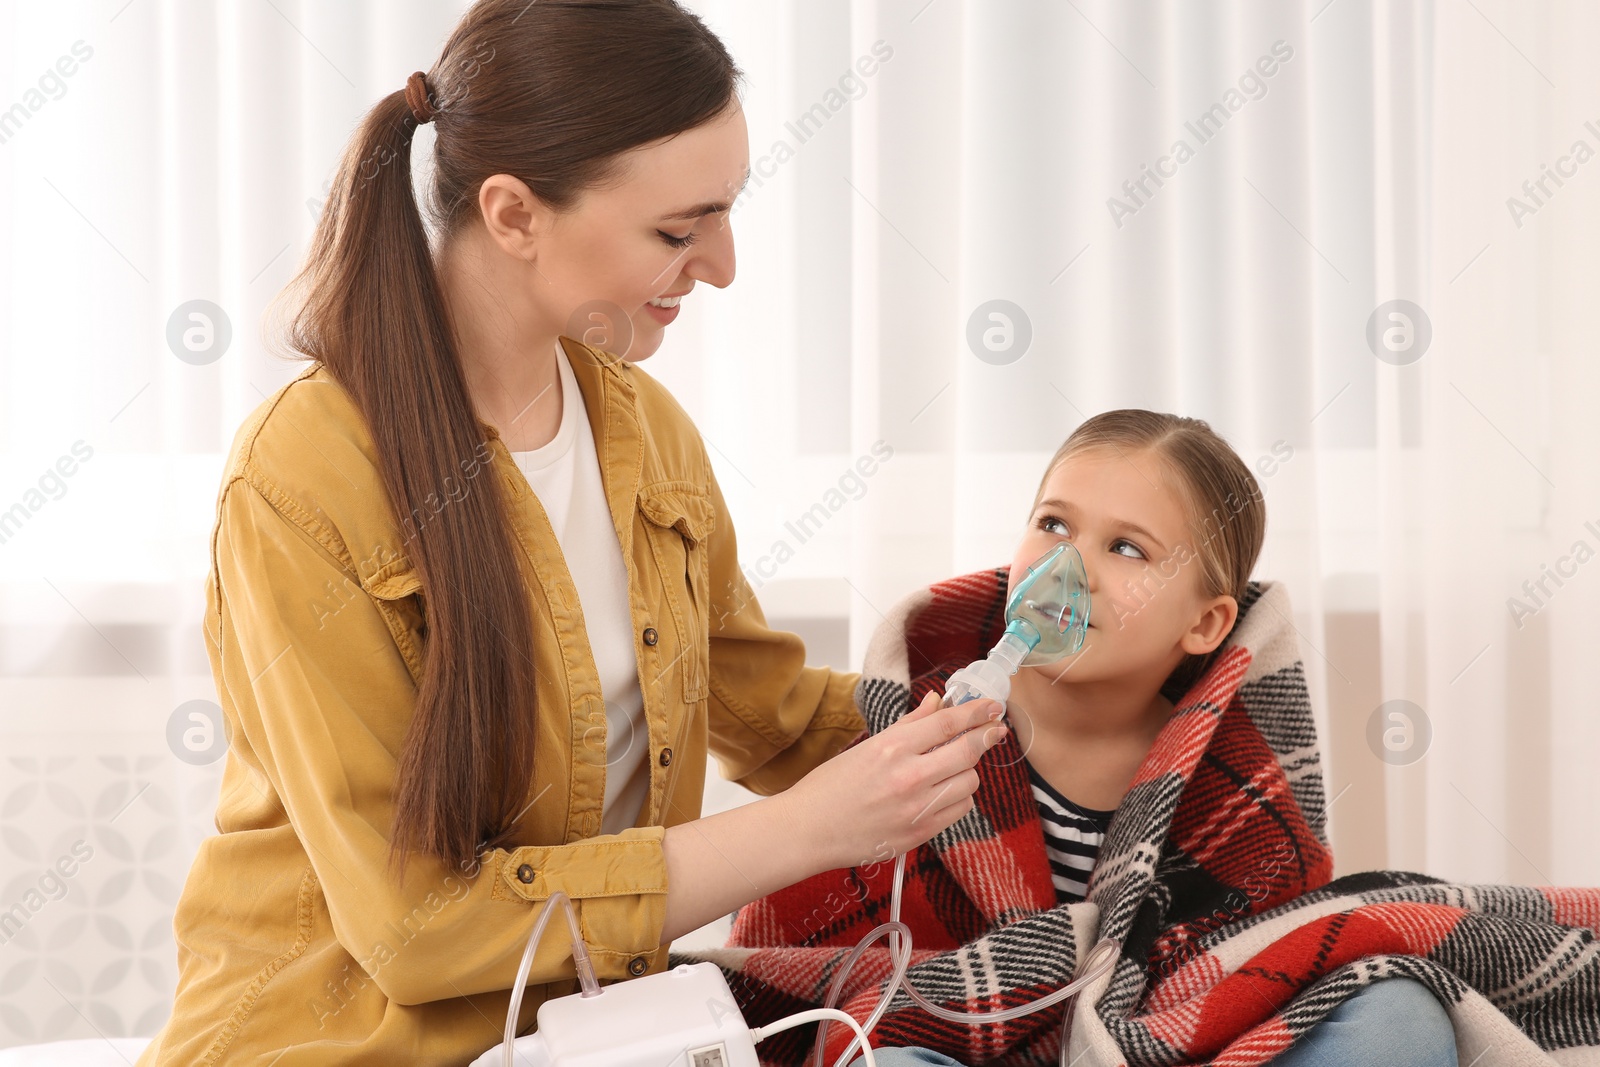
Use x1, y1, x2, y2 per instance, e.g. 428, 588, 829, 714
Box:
1180, 594, 1238, 656
477, 173, 558, 264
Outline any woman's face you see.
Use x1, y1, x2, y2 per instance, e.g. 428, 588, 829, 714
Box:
486, 101, 750, 362
1007, 447, 1235, 685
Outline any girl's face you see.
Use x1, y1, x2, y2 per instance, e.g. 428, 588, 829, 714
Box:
475, 101, 750, 362
1007, 447, 1237, 686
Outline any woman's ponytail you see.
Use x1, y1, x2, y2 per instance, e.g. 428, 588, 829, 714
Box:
277, 79, 538, 882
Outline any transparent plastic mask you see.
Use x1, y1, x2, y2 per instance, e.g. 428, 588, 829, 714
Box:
1005, 541, 1091, 665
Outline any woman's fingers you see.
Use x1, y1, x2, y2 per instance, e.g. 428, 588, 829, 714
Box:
926, 761, 986, 822
917, 783, 981, 837
934, 716, 1004, 777
899, 698, 1004, 756
920, 717, 1006, 783
899, 689, 943, 723
899, 762, 986, 849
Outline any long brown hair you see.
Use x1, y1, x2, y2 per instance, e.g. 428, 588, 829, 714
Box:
270, 0, 742, 879
1034, 409, 1267, 698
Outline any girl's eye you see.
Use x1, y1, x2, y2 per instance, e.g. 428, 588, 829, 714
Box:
658, 229, 698, 249
1038, 515, 1146, 560
1112, 539, 1146, 560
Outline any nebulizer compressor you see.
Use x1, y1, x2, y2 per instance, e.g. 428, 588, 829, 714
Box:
481, 543, 1119, 1067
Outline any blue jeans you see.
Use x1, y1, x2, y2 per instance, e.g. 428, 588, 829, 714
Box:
846, 977, 1458, 1067
1270, 977, 1457, 1067
845, 1050, 963, 1066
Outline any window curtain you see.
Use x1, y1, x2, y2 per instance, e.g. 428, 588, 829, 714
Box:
0, 0, 1593, 1047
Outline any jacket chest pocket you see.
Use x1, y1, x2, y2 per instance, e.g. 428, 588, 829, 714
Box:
637, 483, 715, 705
362, 558, 427, 686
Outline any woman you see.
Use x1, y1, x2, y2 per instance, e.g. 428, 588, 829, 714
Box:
135, 2, 1006, 1063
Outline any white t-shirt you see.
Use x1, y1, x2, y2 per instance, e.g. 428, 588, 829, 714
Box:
509, 344, 648, 837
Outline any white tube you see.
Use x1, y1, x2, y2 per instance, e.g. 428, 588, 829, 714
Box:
503, 890, 600, 1067
752, 1009, 879, 1067
812, 852, 1120, 1067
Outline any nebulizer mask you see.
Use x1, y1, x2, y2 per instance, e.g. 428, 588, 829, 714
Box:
940, 541, 1094, 706
480, 544, 1118, 1067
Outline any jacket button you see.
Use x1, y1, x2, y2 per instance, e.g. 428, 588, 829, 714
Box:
642, 626, 658, 646
627, 956, 649, 976
516, 864, 535, 884
658, 747, 673, 767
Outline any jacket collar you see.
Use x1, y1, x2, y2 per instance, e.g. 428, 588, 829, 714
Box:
477, 336, 642, 559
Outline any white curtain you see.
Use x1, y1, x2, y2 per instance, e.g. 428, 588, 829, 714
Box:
1, 0, 1595, 1048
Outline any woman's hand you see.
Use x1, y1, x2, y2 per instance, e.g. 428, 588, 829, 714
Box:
780, 691, 1008, 871
660, 693, 1005, 941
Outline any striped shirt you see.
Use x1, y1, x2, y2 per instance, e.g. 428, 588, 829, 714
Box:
1025, 759, 1116, 904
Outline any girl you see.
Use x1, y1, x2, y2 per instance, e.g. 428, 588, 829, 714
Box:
855, 411, 1458, 1062
135, 3, 1003, 1064
689, 410, 1490, 1067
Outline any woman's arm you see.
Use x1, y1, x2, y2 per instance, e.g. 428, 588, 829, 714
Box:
660, 790, 821, 943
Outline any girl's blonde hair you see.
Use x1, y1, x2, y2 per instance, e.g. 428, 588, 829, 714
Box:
1033, 409, 1267, 696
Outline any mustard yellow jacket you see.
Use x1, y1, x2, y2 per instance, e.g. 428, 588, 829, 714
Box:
136, 337, 865, 1066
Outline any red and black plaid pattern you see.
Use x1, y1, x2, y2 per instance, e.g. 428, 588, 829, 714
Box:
670, 569, 1600, 1067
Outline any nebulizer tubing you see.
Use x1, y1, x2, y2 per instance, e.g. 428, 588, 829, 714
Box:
502, 891, 600, 1067
811, 542, 1122, 1067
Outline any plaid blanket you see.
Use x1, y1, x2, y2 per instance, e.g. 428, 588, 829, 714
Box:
668, 568, 1600, 1067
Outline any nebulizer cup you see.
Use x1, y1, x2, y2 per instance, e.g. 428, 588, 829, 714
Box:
812, 542, 1119, 1067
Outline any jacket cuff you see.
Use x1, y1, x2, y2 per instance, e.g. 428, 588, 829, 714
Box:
489, 824, 670, 979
